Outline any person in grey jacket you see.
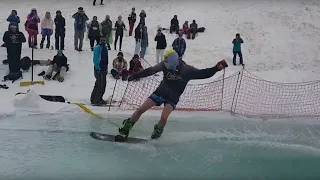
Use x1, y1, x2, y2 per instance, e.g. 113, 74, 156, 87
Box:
100, 15, 112, 50
72, 7, 89, 51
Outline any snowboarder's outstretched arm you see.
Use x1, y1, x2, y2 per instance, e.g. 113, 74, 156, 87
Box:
128, 62, 164, 81
184, 60, 228, 80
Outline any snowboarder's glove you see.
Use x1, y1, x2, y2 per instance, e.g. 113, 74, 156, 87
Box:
57, 77, 64, 82
216, 59, 228, 70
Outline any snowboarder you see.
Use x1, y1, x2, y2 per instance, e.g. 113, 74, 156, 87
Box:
40, 12, 54, 49
232, 33, 244, 65
72, 7, 89, 51
54, 10, 66, 50
114, 50, 228, 142
90, 37, 109, 105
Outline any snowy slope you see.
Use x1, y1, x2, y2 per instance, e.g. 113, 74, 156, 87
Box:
1, 0, 320, 116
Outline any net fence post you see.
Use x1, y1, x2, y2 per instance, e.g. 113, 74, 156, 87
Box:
232, 65, 245, 115
220, 69, 225, 111
108, 79, 118, 111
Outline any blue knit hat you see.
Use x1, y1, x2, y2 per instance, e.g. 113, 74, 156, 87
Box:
164, 50, 179, 70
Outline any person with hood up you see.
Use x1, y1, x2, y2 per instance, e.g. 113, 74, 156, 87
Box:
129, 54, 144, 77
128, 7, 136, 36
189, 20, 198, 40
170, 15, 179, 34
139, 10, 146, 25
7, 10, 20, 28
113, 50, 228, 142
40, 12, 54, 49
2, 10, 20, 48
91, 37, 109, 106
43, 50, 68, 82
87, 16, 101, 51
134, 23, 143, 55
3, 23, 26, 75
25, 8, 40, 48
172, 32, 186, 58
114, 15, 126, 51
154, 28, 167, 63
54, 10, 66, 50
111, 51, 128, 80
72, 7, 89, 51
100, 15, 112, 50
140, 25, 148, 59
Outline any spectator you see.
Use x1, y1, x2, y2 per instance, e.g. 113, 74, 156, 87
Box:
232, 33, 244, 65
25, 8, 40, 48
43, 50, 68, 82
114, 15, 126, 51
172, 32, 186, 58
170, 15, 179, 34
140, 25, 148, 59
100, 15, 112, 50
72, 7, 89, 51
87, 16, 101, 51
40, 12, 54, 49
134, 23, 143, 55
154, 28, 167, 63
90, 37, 109, 105
2, 23, 26, 76
93, 0, 104, 6
7, 10, 20, 28
129, 54, 144, 78
189, 20, 198, 40
128, 7, 136, 36
111, 52, 128, 80
139, 10, 146, 25
54, 10, 66, 50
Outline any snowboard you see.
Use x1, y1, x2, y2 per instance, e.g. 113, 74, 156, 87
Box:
90, 132, 148, 144
15, 92, 66, 103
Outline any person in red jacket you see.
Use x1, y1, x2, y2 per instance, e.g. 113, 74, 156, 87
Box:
128, 54, 144, 78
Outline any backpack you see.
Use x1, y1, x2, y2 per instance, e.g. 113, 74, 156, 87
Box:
20, 56, 31, 71
3, 71, 22, 83
197, 27, 205, 33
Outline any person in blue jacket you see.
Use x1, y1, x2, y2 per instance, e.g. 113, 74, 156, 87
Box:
232, 33, 244, 65
7, 10, 20, 27
90, 37, 109, 106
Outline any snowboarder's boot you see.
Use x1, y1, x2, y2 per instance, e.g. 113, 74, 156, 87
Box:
151, 124, 163, 139
114, 118, 134, 142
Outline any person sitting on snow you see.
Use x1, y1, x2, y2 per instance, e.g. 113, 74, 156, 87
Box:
189, 20, 198, 40
129, 54, 143, 77
43, 50, 68, 82
111, 51, 128, 80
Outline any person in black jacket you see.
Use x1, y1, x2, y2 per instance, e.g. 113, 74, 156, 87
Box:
134, 23, 143, 55
87, 16, 101, 51
114, 15, 126, 51
154, 28, 167, 63
2, 22, 26, 74
170, 15, 179, 34
43, 50, 68, 82
128, 7, 136, 36
54, 10, 65, 50
189, 20, 198, 40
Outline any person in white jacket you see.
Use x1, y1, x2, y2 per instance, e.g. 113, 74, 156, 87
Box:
40, 12, 54, 49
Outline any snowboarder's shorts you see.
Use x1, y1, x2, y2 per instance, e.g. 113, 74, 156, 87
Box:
148, 93, 176, 110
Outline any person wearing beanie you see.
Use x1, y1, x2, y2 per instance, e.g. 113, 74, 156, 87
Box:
111, 51, 129, 80
114, 49, 229, 142
54, 10, 66, 50
43, 50, 68, 82
2, 22, 26, 76
128, 54, 144, 77
90, 37, 109, 106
